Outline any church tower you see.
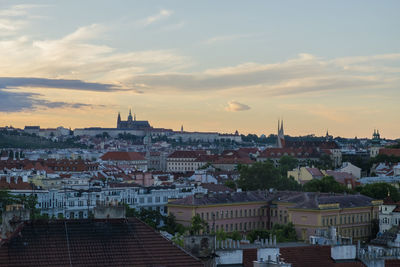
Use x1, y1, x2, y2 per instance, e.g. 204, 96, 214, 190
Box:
128, 109, 133, 122
117, 112, 121, 128
277, 119, 285, 148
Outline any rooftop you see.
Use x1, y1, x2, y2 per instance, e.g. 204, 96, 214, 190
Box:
0, 218, 204, 267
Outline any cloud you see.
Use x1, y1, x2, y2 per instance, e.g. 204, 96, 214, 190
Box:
0, 4, 43, 36
141, 9, 173, 26
225, 101, 251, 112
129, 53, 400, 97
0, 76, 122, 113
0, 24, 189, 82
0, 90, 94, 112
204, 33, 259, 45
0, 77, 122, 92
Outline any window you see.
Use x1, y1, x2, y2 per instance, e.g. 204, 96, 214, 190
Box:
155, 197, 160, 203
230, 210, 233, 218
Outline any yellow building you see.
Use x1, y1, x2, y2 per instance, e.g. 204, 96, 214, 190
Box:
287, 167, 324, 184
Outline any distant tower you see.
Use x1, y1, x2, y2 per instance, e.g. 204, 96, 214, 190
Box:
181, 125, 184, 132
277, 119, 285, 148
117, 112, 121, 128
128, 109, 133, 121
372, 129, 381, 144
134, 113, 136, 121
325, 129, 333, 141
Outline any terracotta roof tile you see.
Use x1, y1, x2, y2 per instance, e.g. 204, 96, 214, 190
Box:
101, 151, 146, 161
0, 218, 204, 267
280, 246, 365, 267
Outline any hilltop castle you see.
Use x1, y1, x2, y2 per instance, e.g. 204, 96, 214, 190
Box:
117, 109, 151, 130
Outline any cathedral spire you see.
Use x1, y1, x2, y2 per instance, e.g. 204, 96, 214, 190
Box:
128, 109, 133, 121
277, 118, 285, 148
117, 112, 121, 128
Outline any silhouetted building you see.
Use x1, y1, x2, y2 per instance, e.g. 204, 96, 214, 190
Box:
117, 109, 151, 130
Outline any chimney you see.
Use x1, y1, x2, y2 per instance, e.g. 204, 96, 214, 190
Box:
1, 205, 30, 239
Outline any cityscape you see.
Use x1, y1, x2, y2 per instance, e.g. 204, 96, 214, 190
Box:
1, 1, 400, 267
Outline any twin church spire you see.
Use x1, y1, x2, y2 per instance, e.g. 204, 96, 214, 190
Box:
277, 119, 285, 148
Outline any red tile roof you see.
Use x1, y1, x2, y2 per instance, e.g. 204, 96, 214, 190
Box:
259, 147, 320, 159
385, 259, 400, 266
0, 218, 204, 267
306, 167, 324, 178
379, 148, 400, 157
101, 151, 146, 161
280, 246, 365, 267
0, 177, 33, 190
200, 183, 234, 193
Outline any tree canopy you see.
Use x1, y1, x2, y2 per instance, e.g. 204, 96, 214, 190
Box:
303, 176, 350, 193
237, 161, 301, 191
190, 214, 208, 235
278, 156, 299, 177
358, 183, 400, 202
247, 223, 297, 243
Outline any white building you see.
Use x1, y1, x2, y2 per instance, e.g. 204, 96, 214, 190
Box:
379, 196, 400, 234
9, 184, 207, 219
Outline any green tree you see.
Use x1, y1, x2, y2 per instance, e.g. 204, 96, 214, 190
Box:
237, 161, 281, 191
278, 156, 299, 177
360, 183, 400, 201
247, 223, 297, 243
224, 180, 236, 190
247, 229, 270, 243
215, 228, 227, 241
172, 233, 184, 247
238, 161, 301, 191
227, 230, 242, 241
303, 176, 350, 193
125, 205, 166, 229
190, 214, 208, 235
162, 214, 186, 235
271, 223, 297, 242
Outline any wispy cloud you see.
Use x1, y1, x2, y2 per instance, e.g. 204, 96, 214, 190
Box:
130, 53, 400, 97
0, 90, 95, 112
0, 24, 189, 82
0, 4, 44, 36
225, 101, 251, 112
0, 77, 123, 92
204, 33, 260, 45
141, 9, 173, 26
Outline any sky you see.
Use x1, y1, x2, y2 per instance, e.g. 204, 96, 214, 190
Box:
0, 0, 399, 139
